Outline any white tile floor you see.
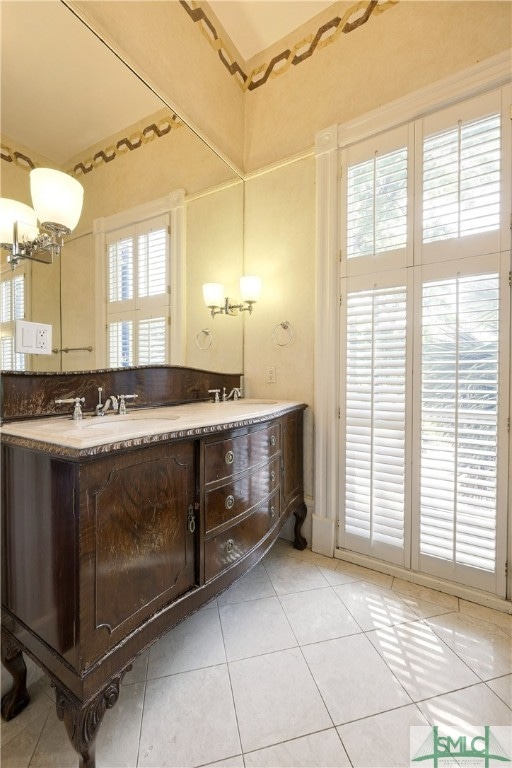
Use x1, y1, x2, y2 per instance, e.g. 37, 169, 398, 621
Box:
1, 539, 511, 767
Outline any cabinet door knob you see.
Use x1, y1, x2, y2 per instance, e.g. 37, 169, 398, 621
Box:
271, 470, 276, 482
225, 450, 234, 465
270, 435, 276, 447
269, 506, 276, 519
225, 494, 235, 510
225, 538, 235, 554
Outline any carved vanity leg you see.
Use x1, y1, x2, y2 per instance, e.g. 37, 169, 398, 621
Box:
55, 675, 123, 768
293, 502, 307, 550
1, 628, 30, 720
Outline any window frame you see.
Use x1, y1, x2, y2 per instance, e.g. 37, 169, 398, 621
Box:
94, 190, 186, 368
315, 52, 511, 603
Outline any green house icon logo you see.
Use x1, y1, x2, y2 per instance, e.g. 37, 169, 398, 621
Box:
412, 726, 510, 767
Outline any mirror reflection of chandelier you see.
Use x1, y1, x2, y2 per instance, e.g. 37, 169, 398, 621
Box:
0, 168, 84, 268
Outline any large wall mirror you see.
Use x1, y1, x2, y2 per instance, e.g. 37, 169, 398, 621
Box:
0, 0, 244, 375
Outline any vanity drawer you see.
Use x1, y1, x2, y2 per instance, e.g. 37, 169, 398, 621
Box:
204, 492, 281, 581
205, 457, 280, 534
204, 424, 280, 484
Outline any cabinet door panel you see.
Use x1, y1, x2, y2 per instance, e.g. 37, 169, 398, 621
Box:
81, 442, 195, 655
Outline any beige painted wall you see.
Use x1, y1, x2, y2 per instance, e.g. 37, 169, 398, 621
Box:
186, 183, 244, 374
244, 1, 511, 171
243, 157, 316, 502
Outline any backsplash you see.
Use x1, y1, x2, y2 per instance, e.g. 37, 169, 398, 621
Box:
0, 365, 242, 422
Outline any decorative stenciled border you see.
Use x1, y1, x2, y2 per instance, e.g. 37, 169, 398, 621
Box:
180, 0, 398, 92
70, 113, 182, 176
1, 114, 182, 180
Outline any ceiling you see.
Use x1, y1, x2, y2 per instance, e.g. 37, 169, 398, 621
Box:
0, 1, 162, 166
0, 0, 336, 167
208, 0, 335, 60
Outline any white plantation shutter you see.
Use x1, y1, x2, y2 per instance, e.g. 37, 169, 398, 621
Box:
342, 279, 408, 565
417, 88, 505, 264
108, 235, 134, 304
347, 148, 408, 258
106, 214, 169, 367
138, 228, 166, 298
341, 125, 412, 277
0, 271, 26, 370
108, 320, 133, 368
417, 268, 502, 587
138, 317, 166, 364
423, 113, 500, 243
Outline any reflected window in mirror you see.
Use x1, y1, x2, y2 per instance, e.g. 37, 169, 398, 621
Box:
95, 191, 186, 368
0, 264, 28, 370
107, 215, 169, 366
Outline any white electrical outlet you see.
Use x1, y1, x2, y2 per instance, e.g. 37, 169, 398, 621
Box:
267, 365, 276, 384
15, 320, 53, 355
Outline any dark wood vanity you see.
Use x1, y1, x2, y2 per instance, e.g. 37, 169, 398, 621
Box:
0, 366, 307, 767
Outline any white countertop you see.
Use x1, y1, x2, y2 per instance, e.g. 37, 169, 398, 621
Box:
0, 399, 304, 453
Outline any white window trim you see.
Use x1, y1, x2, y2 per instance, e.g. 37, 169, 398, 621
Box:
314, 52, 512, 608
94, 189, 186, 367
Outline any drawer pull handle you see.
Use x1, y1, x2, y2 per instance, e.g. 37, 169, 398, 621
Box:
225, 450, 234, 465
270, 435, 277, 447
187, 506, 196, 534
225, 494, 235, 510
270, 506, 276, 518
271, 470, 276, 482
225, 538, 235, 554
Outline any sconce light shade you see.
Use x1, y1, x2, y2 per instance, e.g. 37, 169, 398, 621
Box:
203, 282, 224, 308
30, 168, 84, 233
0, 199, 38, 247
240, 275, 262, 304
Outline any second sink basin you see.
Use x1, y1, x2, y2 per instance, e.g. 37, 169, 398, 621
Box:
85, 416, 180, 431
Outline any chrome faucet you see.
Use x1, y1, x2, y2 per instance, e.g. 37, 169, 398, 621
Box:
95, 387, 119, 416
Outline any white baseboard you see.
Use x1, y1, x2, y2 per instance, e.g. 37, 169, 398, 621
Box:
335, 548, 512, 615
311, 513, 335, 557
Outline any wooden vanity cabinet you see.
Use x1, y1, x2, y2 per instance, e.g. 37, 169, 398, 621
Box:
1, 406, 307, 768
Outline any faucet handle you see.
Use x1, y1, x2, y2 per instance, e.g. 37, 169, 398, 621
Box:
117, 393, 138, 415
208, 389, 220, 403
55, 396, 85, 421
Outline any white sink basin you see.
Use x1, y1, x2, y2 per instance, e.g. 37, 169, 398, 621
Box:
227, 399, 277, 405
85, 416, 179, 431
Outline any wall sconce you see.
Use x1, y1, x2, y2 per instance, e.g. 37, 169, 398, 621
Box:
0, 168, 84, 268
203, 276, 262, 319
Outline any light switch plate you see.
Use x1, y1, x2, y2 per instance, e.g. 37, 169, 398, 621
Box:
15, 320, 53, 355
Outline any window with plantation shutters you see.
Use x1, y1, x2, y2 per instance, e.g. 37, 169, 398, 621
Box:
106, 214, 170, 367
336, 84, 510, 595
0, 270, 26, 371
343, 282, 408, 565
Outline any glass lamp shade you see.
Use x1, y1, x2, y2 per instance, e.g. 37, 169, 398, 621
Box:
203, 282, 224, 308
30, 168, 84, 232
240, 275, 262, 303
0, 198, 38, 246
